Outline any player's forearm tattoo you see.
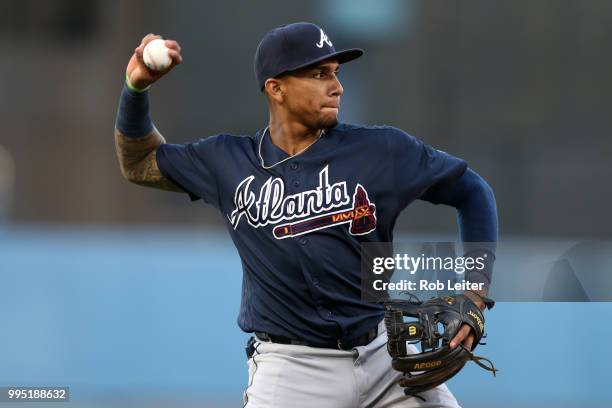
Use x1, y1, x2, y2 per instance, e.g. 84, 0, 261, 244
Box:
114, 128, 183, 192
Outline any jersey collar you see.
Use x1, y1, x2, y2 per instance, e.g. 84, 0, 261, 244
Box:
257, 126, 331, 169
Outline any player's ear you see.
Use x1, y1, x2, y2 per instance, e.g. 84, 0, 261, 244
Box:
264, 78, 284, 103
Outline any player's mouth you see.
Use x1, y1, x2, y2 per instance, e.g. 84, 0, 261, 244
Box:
321, 105, 339, 112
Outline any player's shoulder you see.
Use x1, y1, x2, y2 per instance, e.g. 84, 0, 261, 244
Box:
195, 132, 254, 142
334, 122, 411, 135
190, 132, 257, 150
332, 122, 416, 144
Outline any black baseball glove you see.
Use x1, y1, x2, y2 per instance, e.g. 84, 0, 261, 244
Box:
383, 294, 498, 398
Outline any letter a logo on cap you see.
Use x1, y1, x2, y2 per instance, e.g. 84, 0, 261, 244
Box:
316, 28, 333, 48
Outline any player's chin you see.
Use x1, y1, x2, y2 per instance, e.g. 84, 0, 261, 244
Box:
317, 112, 339, 130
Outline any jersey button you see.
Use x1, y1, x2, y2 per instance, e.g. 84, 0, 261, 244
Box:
290, 162, 299, 170
299, 238, 308, 245
293, 180, 300, 187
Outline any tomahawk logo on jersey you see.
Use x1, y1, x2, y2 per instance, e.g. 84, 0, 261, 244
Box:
227, 165, 377, 239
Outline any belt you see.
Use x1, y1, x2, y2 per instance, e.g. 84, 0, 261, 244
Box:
254, 326, 378, 350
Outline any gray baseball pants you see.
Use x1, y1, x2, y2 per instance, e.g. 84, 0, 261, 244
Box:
242, 319, 461, 408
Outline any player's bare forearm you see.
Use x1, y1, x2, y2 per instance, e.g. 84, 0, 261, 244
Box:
114, 127, 183, 192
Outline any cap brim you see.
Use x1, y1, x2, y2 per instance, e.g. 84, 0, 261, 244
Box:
286, 48, 364, 73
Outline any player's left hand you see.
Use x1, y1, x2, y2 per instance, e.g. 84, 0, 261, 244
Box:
449, 323, 475, 349
449, 292, 486, 349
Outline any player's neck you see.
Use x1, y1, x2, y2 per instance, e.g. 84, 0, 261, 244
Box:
267, 119, 322, 156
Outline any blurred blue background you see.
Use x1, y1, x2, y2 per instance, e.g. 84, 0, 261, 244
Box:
1, 0, 612, 406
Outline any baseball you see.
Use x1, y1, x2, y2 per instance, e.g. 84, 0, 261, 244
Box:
143, 39, 172, 71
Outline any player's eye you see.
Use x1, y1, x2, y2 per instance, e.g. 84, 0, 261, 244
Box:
313, 69, 339, 79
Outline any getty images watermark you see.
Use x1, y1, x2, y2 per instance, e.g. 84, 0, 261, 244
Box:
361, 240, 612, 302
360, 242, 495, 303
370, 252, 488, 292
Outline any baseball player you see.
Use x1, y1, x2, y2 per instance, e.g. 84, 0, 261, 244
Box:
114, 22, 498, 408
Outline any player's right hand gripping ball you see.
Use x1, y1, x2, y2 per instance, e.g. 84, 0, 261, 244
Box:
143, 38, 172, 71
383, 294, 498, 398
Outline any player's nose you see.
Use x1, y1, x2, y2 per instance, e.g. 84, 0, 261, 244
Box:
330, 76, 343, 97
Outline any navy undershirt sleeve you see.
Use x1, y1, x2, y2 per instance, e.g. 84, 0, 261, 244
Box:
421, 168, 498, 243
115, 83, 153, 138
421, 168, 498, 287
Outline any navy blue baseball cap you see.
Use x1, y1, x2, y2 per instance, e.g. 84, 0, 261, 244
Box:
254, 22, 364, 91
